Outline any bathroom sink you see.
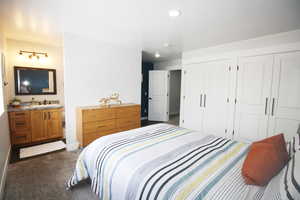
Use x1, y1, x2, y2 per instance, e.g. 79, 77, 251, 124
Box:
8, 104, 63, 112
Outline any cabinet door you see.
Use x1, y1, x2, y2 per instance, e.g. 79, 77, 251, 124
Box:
268, 51, 300, 141
202, 60, 234, 138
182, 64, 206, 131
46, 110, 63, 139
234, 55, 274, 142
31, 110, 48, 142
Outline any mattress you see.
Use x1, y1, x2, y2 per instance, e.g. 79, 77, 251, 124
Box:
67, 124, 265, 200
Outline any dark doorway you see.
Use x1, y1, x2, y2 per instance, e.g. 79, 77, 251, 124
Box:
141, 62, 154, 119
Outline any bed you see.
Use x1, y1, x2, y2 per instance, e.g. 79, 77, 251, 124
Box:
67, 124, 266, 200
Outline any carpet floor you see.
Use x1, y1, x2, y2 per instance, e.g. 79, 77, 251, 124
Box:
4, 150, 99, 200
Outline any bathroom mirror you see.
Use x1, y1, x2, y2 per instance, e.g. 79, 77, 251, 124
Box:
14, 66, 57, 95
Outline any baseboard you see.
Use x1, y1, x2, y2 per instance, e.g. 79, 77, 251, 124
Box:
0, 146, 11, 200
66, 141, 79, 151
170, 112, 179, 116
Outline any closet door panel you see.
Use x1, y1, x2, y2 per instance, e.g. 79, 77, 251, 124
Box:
182, 64, 205, 131
269, 51, 300, 141
202, 60, 232, 138
234, 55, 274, 142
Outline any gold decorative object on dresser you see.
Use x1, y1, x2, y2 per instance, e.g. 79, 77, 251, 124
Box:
77, 104, 141, 147
8, 107, 63, 146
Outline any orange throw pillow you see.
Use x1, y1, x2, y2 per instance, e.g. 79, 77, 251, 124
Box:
242, 134, 289, 186
257, 134, 289, 164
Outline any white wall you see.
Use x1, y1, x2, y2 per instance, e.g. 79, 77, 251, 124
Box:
63, 33, 141, 150
183, 29, 300, 64
5, 39, 64, 105
0, 32, 11, 200
154, 58, 182, 70
169, 70, 181, 115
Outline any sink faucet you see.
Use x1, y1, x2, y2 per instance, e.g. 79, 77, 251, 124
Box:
31, 98, 35, 105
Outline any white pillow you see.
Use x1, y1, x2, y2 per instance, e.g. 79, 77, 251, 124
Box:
261, 149, 300, 200
287, 134, 300, 157
280, 149, 300, 200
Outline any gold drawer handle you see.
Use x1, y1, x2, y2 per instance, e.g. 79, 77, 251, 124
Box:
16, 122, 26, 126
97, 125, 106, 128
124, 121, 133, 123
15, 113, 25, 116
16, 135, 26, 139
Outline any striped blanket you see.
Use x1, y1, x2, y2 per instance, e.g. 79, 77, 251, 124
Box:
67, 124, 265, 200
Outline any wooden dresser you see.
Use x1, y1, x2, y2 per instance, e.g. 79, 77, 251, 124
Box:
77, 104, 141, 147
8, 108, 63, 146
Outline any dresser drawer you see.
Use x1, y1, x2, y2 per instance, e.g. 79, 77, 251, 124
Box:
83, 119, 116, 134
116, 106, 140, 119
83, 129, 115, 146
83, 109, 116, 122
118, 123, 140, 132
11, 131, 31, 145
116, 116, 140, 128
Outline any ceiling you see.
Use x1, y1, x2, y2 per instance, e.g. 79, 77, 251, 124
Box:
1, 0, 300, 62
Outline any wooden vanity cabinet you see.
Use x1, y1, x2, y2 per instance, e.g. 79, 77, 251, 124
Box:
9, 111, 32, 145
9, 108, 63, 146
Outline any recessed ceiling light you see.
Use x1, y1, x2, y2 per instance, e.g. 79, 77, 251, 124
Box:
163, 43, 170, 47
155, 52, 161, 58
169, 9, 181, 17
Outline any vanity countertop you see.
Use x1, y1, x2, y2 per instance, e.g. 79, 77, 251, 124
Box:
8, 104, 64, 112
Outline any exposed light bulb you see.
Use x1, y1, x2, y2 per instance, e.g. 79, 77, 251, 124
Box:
169, 9, 181, 17
18, 51, 25, 60
155, 52, 161, 58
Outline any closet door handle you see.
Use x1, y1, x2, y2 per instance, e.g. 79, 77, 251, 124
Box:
271, 98, 275, 116
204, 94, 206, 108
265, 98, 268, 115
200, 94, 203, 107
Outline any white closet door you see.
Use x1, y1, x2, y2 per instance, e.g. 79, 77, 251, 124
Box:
182, 64, 205, 131
202, 60, 233, 138
268, 51, 300, 141
234, 55, 274, 142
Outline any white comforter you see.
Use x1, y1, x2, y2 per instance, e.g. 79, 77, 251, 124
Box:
67, 124, 265, 200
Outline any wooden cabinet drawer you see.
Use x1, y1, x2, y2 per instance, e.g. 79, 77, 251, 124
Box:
83, 119, 116, 134
11, 131, 31, 145
83, 109, 116, 122
9, 111, 30, 119
118, 123, 140, 132
83, 129, 115, 146
9, 111, 31, 132
116, 116, 140, 128
116, 106, 140, 118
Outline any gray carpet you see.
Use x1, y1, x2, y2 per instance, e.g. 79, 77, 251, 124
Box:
4, 150, 99, 200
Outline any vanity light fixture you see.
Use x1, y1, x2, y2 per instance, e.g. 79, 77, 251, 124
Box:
19, 50, 48, 60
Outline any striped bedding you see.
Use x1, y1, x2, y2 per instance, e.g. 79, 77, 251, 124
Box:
67, 124, 265, 200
